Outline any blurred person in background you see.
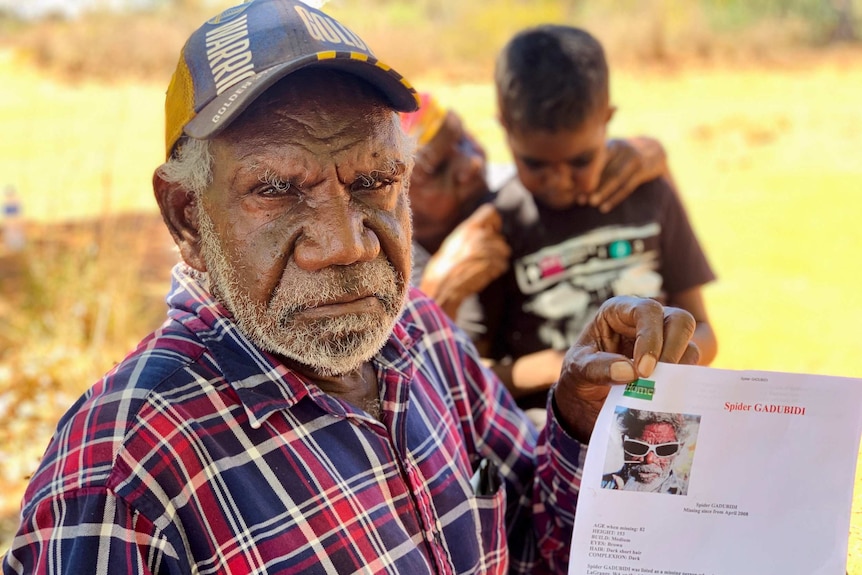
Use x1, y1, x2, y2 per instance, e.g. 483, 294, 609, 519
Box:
402, 93, 510, 326
475, 24, 717, 428
1, 2, 702, 573
402, 93, 675, 343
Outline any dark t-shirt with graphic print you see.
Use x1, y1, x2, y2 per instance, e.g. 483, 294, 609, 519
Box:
475, 175, 715, 369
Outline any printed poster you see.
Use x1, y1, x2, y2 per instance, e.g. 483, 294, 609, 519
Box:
568, 363, 862, 575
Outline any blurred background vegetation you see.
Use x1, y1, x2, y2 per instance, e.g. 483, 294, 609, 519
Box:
0, 0, 860, 83
1, 0, 862, 569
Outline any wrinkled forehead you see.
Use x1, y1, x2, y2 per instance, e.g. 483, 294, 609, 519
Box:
638, 422, 679, 442
222, 69, 399, 142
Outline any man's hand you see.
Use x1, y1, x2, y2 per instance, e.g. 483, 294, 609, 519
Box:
419, 203, 510, 319
553, 296, 700, 442
588, 137, 669, 213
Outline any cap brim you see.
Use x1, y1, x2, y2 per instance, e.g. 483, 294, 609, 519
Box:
184, 53, 419, 142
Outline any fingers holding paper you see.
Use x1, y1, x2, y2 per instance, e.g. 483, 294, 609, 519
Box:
553, 296, 700, 442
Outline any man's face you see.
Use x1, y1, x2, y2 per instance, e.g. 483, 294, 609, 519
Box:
506, 106, 611, 210
409, 111, 488, 252
622, 422, 680, 491
194, 72, 413, 376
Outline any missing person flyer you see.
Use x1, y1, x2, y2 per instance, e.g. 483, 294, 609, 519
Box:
568, 363, 862, 575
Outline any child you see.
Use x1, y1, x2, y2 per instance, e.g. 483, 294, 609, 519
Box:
401, 91, 674, 333
479, 25, 717, 423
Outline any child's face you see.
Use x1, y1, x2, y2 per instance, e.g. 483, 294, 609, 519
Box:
506, 107, 611, 210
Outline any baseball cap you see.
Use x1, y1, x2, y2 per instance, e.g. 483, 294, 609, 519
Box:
164, 0, 420, 158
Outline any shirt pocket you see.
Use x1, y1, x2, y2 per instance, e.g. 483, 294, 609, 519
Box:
472, 463, 507, 575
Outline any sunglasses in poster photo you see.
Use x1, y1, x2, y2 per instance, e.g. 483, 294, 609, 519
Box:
622, 436, 681, 459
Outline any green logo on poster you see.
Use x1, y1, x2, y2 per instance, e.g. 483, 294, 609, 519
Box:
624, 378, 655, 400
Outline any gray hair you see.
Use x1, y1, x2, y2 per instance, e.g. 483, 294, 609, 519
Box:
157, 137, 214, 197
617, 408, 689, 443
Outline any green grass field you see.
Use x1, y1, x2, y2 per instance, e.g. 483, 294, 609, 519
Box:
0, 44, 861, 570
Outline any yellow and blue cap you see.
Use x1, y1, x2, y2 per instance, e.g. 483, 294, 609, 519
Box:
164, 0, 420, 158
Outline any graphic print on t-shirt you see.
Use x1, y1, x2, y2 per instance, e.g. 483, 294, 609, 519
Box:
513, 222, 663, 350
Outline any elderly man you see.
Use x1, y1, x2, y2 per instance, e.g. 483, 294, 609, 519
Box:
1, 1, 699, 574
602, 409, 691, 495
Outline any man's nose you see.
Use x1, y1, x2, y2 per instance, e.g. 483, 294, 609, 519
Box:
644, 451, 657, 465
293, 196, 380, 271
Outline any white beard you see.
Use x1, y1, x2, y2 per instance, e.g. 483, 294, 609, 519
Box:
197, 206, 408, 376
623, 463, 673, 492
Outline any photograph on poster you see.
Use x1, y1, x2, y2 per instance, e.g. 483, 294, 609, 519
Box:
601, 407, 701, 496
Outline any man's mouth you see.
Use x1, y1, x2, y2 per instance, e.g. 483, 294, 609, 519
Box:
292, 295, 381, 319
632, 464, 664, 483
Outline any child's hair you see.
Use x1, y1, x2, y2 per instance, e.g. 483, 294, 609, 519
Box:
494, 25, 609, 133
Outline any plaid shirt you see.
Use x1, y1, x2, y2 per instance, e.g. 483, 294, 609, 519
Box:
3, 265, 585, 575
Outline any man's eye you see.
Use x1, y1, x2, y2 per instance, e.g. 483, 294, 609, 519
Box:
256, 170, 301, 198
351, 174, 394, 193
258, 181, 301, 200
260, 185, 287, 197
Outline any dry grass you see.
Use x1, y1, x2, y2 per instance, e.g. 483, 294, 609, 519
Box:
0, 2, 861, 571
